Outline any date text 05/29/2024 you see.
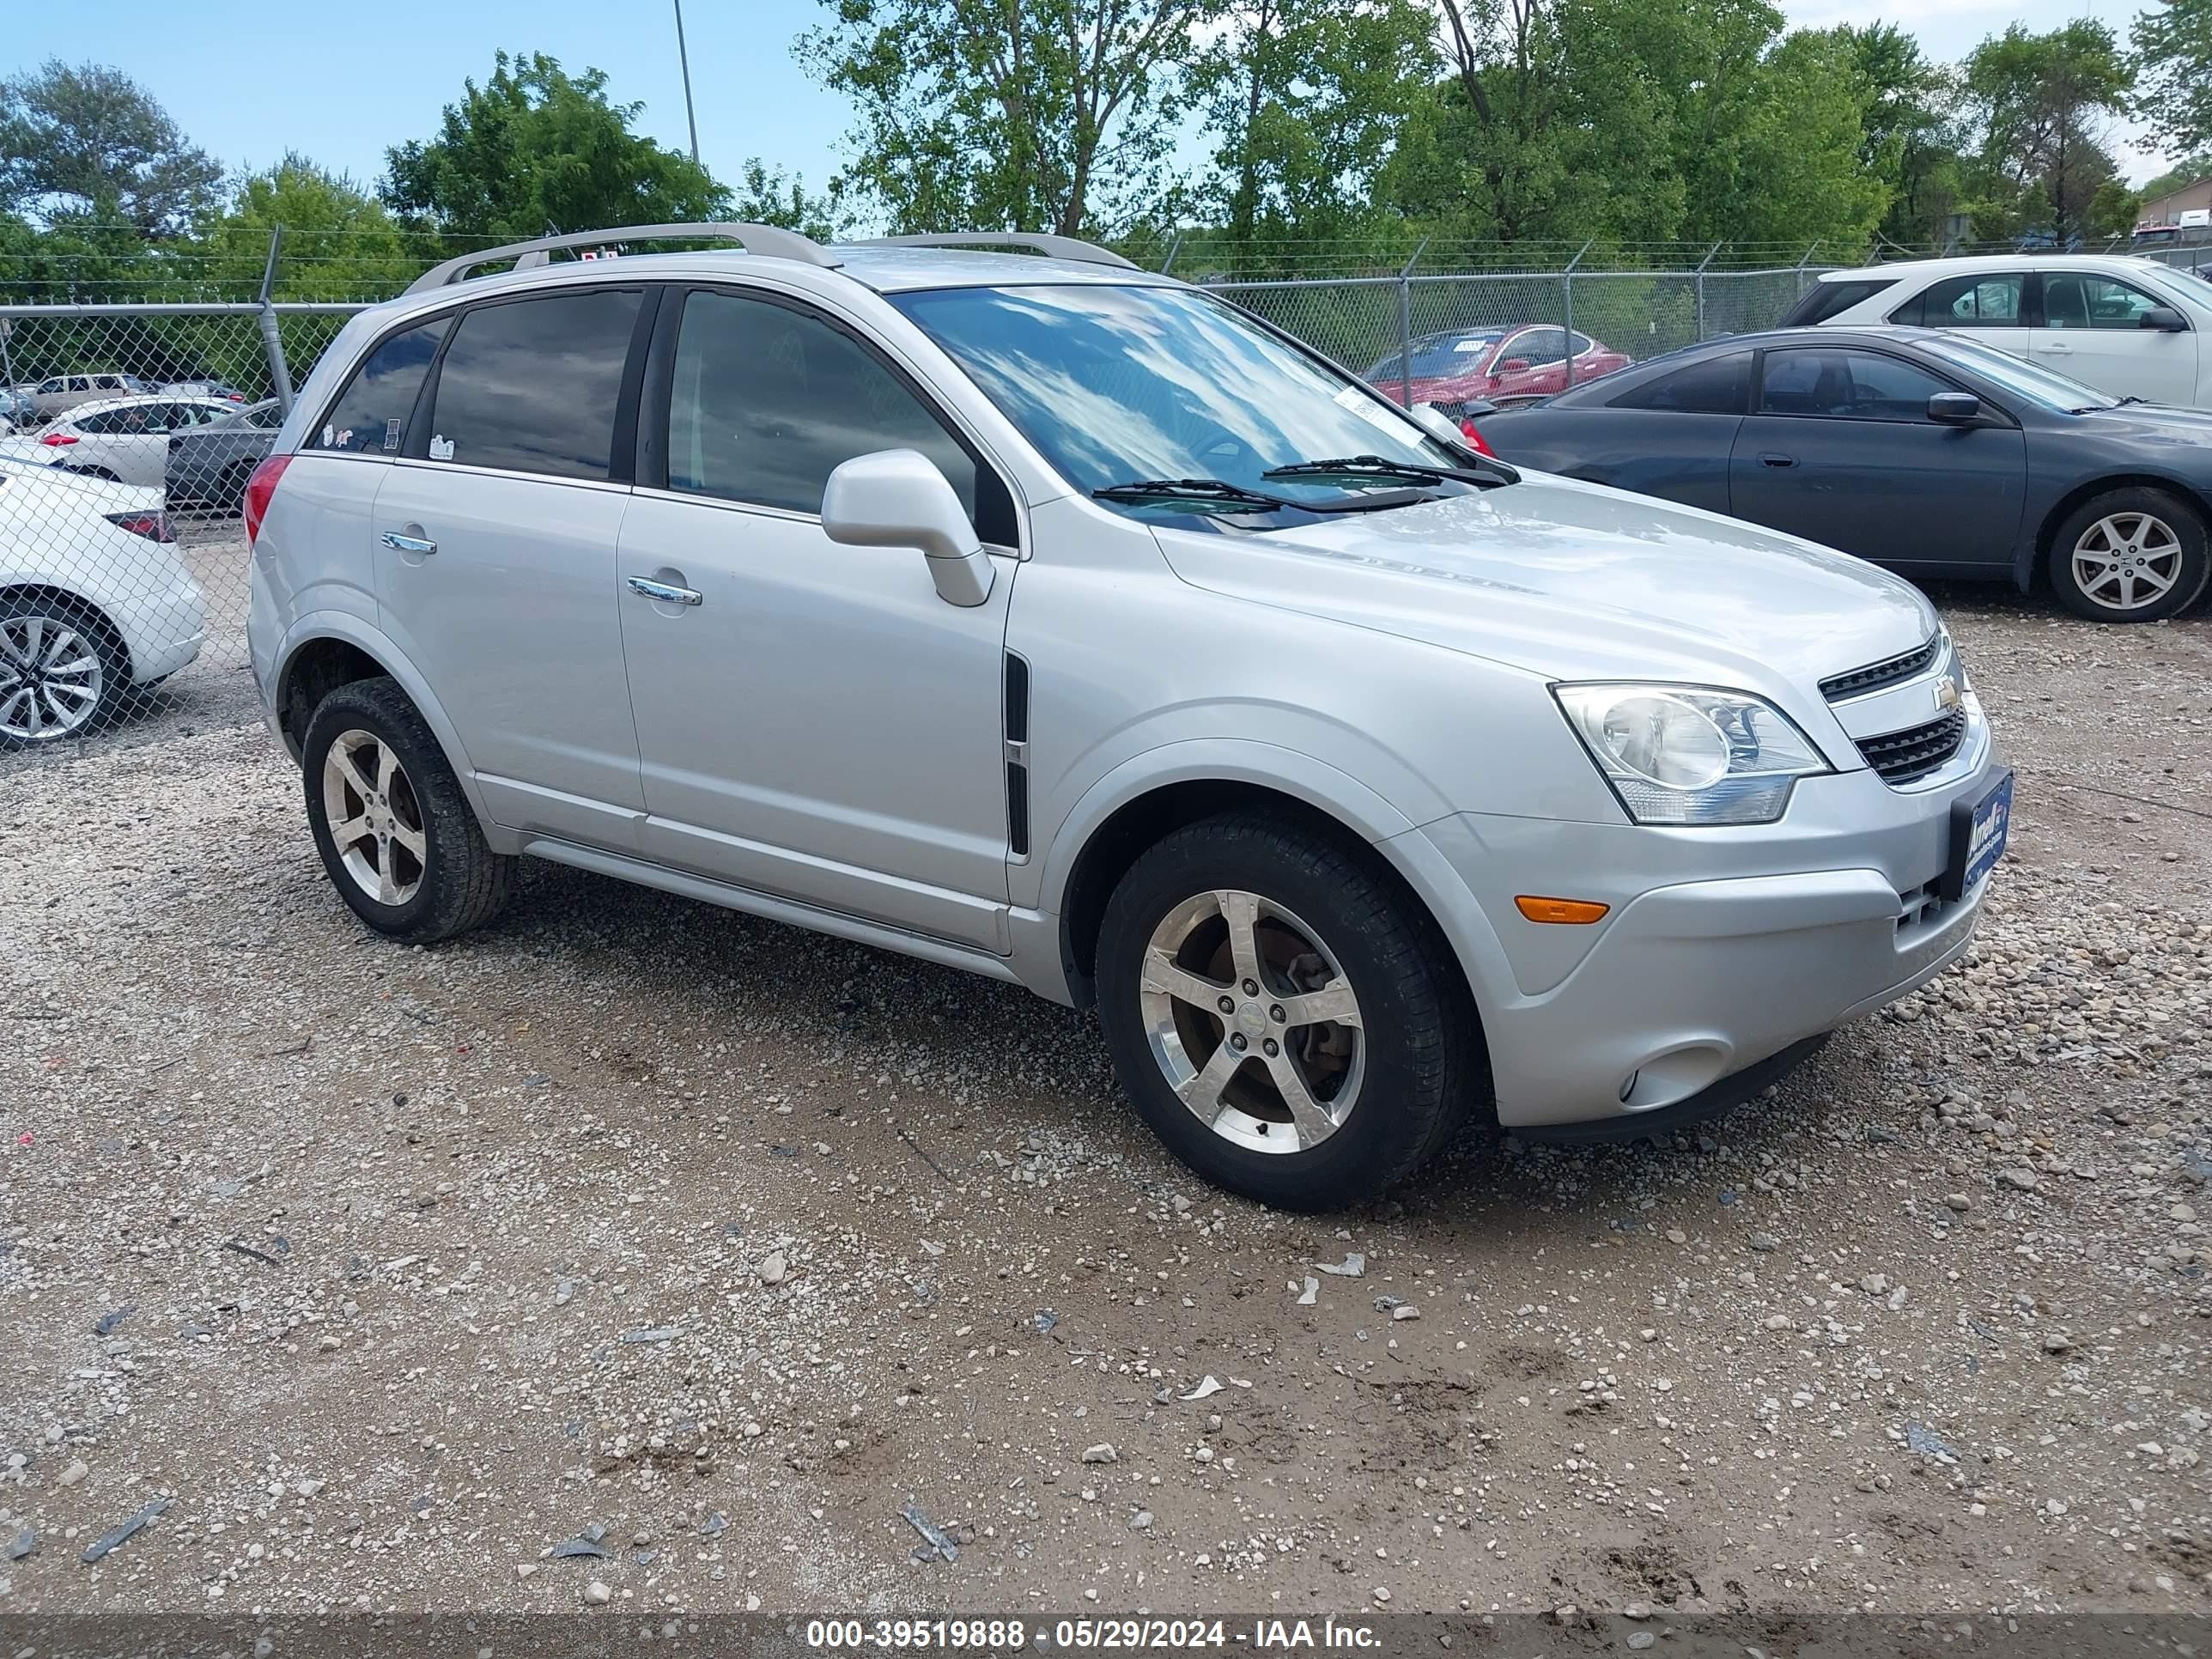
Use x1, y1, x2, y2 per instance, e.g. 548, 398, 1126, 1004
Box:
803, 1618, 1382, 1650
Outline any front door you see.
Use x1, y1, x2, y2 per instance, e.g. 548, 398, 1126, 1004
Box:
2032, 270, 2200, 405
617, 284, 1017, 951
368, 286, 651, 848
1729, 344, 2027, 572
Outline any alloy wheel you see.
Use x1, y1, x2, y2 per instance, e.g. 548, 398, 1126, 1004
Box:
1137, 888, 1365, 1155
2070, 512, 2185, 612
321, 728, 428, 906
0, 613, 105, 741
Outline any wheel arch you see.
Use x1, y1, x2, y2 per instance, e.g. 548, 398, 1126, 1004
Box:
2025, 472, 2212, 592
1042, 757, 1495, 1073
270, 616, 506, 846
0, 581, 135, 680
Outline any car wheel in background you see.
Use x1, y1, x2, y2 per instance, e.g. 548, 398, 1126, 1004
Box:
301, 676, 514, 945
0, 592, 126, 746
1094, 811, 1483, 1210
2049, 487, 2209, 622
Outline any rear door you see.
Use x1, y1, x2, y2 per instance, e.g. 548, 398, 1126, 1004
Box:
2032, 270, 2198, 404
369, 286, 652, 848
1729, 344, 2026, 572
1887, 270, 2034, 366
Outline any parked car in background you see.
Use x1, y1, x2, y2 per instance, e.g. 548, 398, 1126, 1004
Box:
0, 394, 240, 489
0, 388, 36, 434
160, 379, 249, 403
27, 372, 149, 417
167, 398, 284, 509
1784, 254, 2212, 407
247, 222, 2006, 1209
1365, 325, 1632, 413
0, 454, 204, 744
1474, 325, 2212, 622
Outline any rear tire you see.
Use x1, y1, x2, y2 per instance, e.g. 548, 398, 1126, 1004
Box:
2048, 487, 2209, 622
1095, 811, 1483, 1211
301, 677, 513, 944
0, 592, 127, 747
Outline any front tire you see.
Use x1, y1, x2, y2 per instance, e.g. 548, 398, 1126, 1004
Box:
2048, 488, 2209, 622
301, 677, 513, 944
1095, 811, 1482, 1211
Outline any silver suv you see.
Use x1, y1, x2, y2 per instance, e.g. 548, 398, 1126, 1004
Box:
246, 223, 2009, 1210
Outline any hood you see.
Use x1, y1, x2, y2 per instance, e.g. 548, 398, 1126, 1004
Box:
2075, 402, 2212, 449
1149, 471, 1937, 694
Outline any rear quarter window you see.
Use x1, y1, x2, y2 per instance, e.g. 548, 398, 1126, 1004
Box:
1780, 279, 1898, 326
307, 318, 452, 457
1607, 352, 1752, 413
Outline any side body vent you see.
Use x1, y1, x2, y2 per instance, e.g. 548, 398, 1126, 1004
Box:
1004, 653, 1031, 858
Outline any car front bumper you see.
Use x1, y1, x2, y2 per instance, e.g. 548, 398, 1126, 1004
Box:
1391, 726, 2001, 1131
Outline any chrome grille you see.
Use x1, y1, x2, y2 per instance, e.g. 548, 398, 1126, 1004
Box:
1857, 707, 1967, 784
1820, 638, 1941, 702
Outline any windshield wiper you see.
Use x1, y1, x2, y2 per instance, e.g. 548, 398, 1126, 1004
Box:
1091, 476, 1442, 514
2112, 394, 2149, 407
1092, 477, 1291, 511
1264, 452, 1519, 489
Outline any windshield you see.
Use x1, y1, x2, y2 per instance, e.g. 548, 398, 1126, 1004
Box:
2154, 264, 2212, 308
890, 283, 1474, 516
1923, 335, 2116, 411
1368, 331, 1504, 380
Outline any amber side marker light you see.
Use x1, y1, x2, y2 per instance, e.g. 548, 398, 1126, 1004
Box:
1515, 896, 1610, 925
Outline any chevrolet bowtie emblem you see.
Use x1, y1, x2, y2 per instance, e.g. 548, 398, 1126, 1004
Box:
1934, 676, 1961, 712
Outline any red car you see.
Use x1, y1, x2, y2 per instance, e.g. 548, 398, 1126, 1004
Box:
1364, 325, 1632, 414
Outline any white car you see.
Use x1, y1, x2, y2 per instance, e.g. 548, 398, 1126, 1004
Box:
0, 394, 240, 490
0, 455, 206, 744
1786, 254, 2212, 408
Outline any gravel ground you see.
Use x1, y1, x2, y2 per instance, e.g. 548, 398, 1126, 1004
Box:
1, 586, 2208, 1620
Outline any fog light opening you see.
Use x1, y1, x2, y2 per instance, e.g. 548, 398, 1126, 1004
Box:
1619, 1071, 1639, 1103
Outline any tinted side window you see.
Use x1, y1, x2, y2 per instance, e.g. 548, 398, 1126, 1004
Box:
665, 288, 1013, 539
1610, 351, 1751, 413
1508, 328, 1568, 367
1779, 278, 1897, 326
425, 289, 642, 479
1759, 349, 1954, 421
1893, 273, 2025, 328
308, 318, 450, 456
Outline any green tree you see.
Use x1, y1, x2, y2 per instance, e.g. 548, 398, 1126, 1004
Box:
2132, 0, 2212, 155
1830, 22, 1967, 246
729, 159, 841, 240
801, 0, 1219, 237
202, 155, 416, 301
1963, 21, 2131, 244
2139, 154, 2212, 198
383, 52, 726, 240
1197, 0, 1431, 257
0, 60, 222, 235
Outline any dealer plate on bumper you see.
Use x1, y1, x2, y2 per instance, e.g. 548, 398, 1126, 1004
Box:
1941, 767, 2013, 902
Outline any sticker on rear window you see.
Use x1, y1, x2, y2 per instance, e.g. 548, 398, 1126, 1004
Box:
383, 418, 402, 452
428, 434, 454, 461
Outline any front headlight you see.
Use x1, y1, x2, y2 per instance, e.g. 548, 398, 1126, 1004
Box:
1554, 684, 1829, 825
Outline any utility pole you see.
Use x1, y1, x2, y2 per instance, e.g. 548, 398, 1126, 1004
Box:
673, 0, 702, 167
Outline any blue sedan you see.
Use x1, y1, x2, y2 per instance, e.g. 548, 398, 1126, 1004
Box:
1474, 326, 2212, 622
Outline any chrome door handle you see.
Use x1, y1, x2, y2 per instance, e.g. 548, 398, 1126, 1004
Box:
626, 575, 702, 606
380, 531, 436, 555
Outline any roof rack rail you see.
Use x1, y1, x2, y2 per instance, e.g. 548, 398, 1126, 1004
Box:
848, 232, 1140, 271
403, 222, 839, 295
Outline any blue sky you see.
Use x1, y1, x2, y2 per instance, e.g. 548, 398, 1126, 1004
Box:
0, 0, 2168, 213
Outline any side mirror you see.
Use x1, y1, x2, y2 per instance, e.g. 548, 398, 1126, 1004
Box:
1497, 357, 1532, 375
1927, 392, 1984, 424
821, 448, 994, 607
2141, 305, 2188, 332
1409, 402, 1466, 445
